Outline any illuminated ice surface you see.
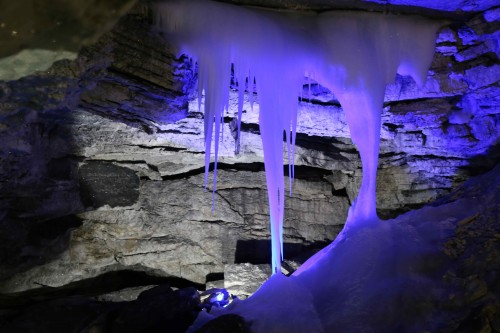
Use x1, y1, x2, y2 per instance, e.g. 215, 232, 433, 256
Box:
188, 188, 486, 332
156, 0, 440, 274
185, 165, 500, 332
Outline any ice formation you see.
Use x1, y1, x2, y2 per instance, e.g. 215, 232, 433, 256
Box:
155, 0, 440, 274
188, 165, 499, 332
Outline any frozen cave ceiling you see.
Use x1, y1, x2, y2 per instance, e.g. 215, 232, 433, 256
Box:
0, 0, 499, 330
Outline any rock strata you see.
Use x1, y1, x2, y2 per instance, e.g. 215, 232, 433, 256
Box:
0, 0, 498, 293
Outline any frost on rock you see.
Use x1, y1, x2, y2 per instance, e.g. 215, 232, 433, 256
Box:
155, 0, 440, 273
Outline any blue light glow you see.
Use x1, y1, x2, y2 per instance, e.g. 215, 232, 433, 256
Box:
214, 292, 224, 302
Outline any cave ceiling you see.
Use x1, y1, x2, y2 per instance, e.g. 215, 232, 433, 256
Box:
0, 0, 498, 59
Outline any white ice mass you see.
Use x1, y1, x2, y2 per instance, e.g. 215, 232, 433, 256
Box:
153, 1, 462, 332
156, 0, 440, 274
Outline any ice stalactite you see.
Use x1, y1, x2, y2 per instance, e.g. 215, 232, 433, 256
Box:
155, 0, 440, 274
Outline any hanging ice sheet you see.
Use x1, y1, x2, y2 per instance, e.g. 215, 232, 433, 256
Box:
155, 0, 439, 274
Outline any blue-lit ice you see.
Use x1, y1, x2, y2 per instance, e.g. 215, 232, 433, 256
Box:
155, 0, 439, 274
188, 163, 500, 332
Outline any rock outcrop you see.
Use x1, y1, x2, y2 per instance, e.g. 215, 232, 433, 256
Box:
0, 165, 498, 332
0, 0, 498, 291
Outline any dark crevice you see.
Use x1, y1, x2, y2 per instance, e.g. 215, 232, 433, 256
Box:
160, 162, 265, 181
384, 95, 459, 109
26, 215, 83, 244
299, 96, 342, 107
409, 154, 465, 161
288, 164, 333, 181
295, 132, 357, 157
155, 128, 200, 135
127, 144, 186, 152
331, 186, 349, 198
238, 122, 261, 135
383, 123, 404, 131
0, 270, 203, 309
160, 162, 336, 182
234, 239, 331, 265
458, 142, 500, 176
205, 272, 224, 284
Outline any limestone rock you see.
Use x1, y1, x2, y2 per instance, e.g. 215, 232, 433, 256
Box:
79, 161, 140, 208
0, 0, 498, 297
224, 263, 271, 299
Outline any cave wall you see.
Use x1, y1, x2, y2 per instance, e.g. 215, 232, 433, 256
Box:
0, 1, 499, 291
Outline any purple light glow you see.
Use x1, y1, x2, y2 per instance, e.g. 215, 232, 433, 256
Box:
155, 0, 440, 274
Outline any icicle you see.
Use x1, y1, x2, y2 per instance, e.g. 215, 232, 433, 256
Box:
235, 67, 246, 155
286, 129, 292, 196
249, 75, 254, 111
219, 105, 225, 159
307, 75, 311, 100
290, 101, 298, 194
197, 63, 204, 114
155, 0, 440, 274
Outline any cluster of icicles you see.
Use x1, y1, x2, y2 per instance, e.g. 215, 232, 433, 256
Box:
155, 0, 440, 274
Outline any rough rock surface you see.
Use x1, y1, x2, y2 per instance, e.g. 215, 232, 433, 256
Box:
189, 164, 500, 333
224, 263, 271, 299
0, 167, 497, 332
0, 0, 499, 292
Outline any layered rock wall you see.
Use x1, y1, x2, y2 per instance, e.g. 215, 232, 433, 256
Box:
0, 1, 498, 291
